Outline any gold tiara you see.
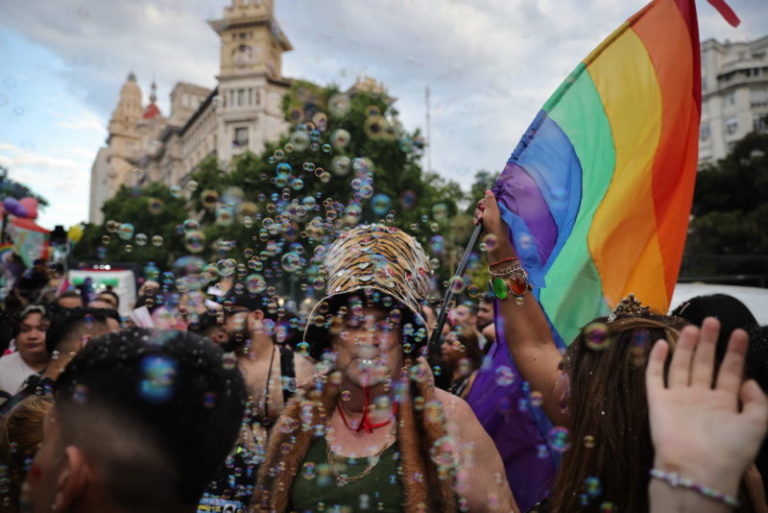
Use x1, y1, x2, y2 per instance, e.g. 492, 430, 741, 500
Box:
607, 294, 651, 323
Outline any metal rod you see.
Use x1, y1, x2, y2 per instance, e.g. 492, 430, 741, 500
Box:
428, 223, 483, 347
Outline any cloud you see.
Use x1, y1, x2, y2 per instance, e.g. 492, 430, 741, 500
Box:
0, 142, 79, 170
56, 113, 106, 133
0, 143, 90, 226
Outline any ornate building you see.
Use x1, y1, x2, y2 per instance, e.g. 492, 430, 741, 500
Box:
89, 0, 293, 224
699, 34, 768, 166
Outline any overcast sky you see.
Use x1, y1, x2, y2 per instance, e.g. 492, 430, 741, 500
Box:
0, 0, 765, 229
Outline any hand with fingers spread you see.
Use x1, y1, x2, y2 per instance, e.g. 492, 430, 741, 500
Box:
646, 317, 768, 503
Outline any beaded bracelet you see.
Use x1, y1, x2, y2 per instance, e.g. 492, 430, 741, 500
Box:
489, 262, 523, 277
489, 256, 520, 268
649, 468, 739, 508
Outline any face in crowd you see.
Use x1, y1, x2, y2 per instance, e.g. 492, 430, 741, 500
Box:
17, 311, 49, 366
476, 300, 494, 329
331, 305, 402, 388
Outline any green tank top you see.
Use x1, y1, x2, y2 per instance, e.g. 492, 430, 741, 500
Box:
290, 436, 404, 512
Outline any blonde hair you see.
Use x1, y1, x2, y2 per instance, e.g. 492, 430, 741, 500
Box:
0, 395, 54, 512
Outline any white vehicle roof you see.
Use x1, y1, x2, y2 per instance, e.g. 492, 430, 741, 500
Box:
670, 283, 768, 325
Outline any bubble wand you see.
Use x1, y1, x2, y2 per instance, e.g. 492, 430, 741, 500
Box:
428, 223, 483, 348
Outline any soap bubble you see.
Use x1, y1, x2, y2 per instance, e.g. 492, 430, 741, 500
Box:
547, 426, 571, 452
584, 322, 611, 351
139, 355, 177, 403
331, 156, 351, 176
432, 203, 449, 221
147, 198, 165, 215
184, 231, 206, 254
328, 93, 351, 117
330, 128, 351, 149
246, 274, 267, 294
183, 219, 200, 232
371, 194, 392, 216
495, 365, 515, 386
584, 476, 603, 497
216, 259, 236, 277
400, 190, 416, 210
281, 252, 301, 273
289, 130, 310, 151
430, 235, 445, 255
118, 223, 134, 241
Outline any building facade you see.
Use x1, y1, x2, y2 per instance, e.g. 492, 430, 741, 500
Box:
89, 0, 293, 224
699, 35, 768, 166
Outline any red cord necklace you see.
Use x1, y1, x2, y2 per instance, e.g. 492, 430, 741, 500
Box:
337, 386, 398, 433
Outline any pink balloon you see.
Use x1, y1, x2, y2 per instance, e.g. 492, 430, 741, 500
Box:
18, 197, 38, 219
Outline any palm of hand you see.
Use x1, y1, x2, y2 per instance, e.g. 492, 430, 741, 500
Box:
648, 384, 761, 482
646, 321, 768, 493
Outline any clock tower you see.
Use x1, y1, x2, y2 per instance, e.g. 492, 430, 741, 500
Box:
209, 0, 293, 80
207, 0, 293, 163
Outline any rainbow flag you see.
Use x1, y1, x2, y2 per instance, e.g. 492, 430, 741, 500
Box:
493, 0, 739, 345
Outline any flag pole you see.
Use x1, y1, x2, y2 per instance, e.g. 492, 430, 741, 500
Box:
428, 223, 483, 347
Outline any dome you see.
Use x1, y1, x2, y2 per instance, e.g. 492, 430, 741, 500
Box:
143, 103, 161, 119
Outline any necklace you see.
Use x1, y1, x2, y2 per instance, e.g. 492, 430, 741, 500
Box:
250, 344, 276, 427
324, 423, 396, 486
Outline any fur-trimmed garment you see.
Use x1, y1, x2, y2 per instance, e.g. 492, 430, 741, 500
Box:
251, 375, 457, 513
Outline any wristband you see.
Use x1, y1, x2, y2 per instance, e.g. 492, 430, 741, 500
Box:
650, 468, 739, 508
489, 256, 519, 268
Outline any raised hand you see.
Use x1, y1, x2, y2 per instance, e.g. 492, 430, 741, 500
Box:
473, 190, 516, 261
646, 317, 768, 498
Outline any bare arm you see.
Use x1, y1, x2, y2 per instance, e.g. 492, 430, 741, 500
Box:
745, 465, 768, 513
474, 191, 567, 426
436, 388, 520, 513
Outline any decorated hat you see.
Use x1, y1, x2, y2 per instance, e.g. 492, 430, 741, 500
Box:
303, 224, 432, 359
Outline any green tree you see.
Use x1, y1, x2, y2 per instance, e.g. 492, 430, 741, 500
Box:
83, 79, 469, 302
72, 182, 187, 269
683, 132, 768, 280
464, 169, 497, 215
0, 166, 49, 207
182, 80, 465, 298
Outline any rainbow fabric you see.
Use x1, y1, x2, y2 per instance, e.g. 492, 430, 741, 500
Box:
493, 0, 736, 345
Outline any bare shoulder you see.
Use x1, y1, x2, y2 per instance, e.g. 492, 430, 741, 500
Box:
293, 352, 318, 386
433, 387, 475, 422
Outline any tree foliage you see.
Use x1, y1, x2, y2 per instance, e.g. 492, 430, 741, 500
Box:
79, 80, 472, 301
71, 182, 187, 269
0, 166, 49, 207
683, 132, 768, 280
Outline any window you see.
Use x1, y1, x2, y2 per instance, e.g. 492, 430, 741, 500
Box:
699, 123, 711, 142
725, 117, 738, 136
726, 91, 736, 106
754, 116, 768, 133
751, 88, 768, 107
247, 88, 253, 106
234, 127, 248, 147
237, 89, 246, 106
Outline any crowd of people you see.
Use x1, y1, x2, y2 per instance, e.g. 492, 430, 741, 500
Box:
0, 191, 765, 513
